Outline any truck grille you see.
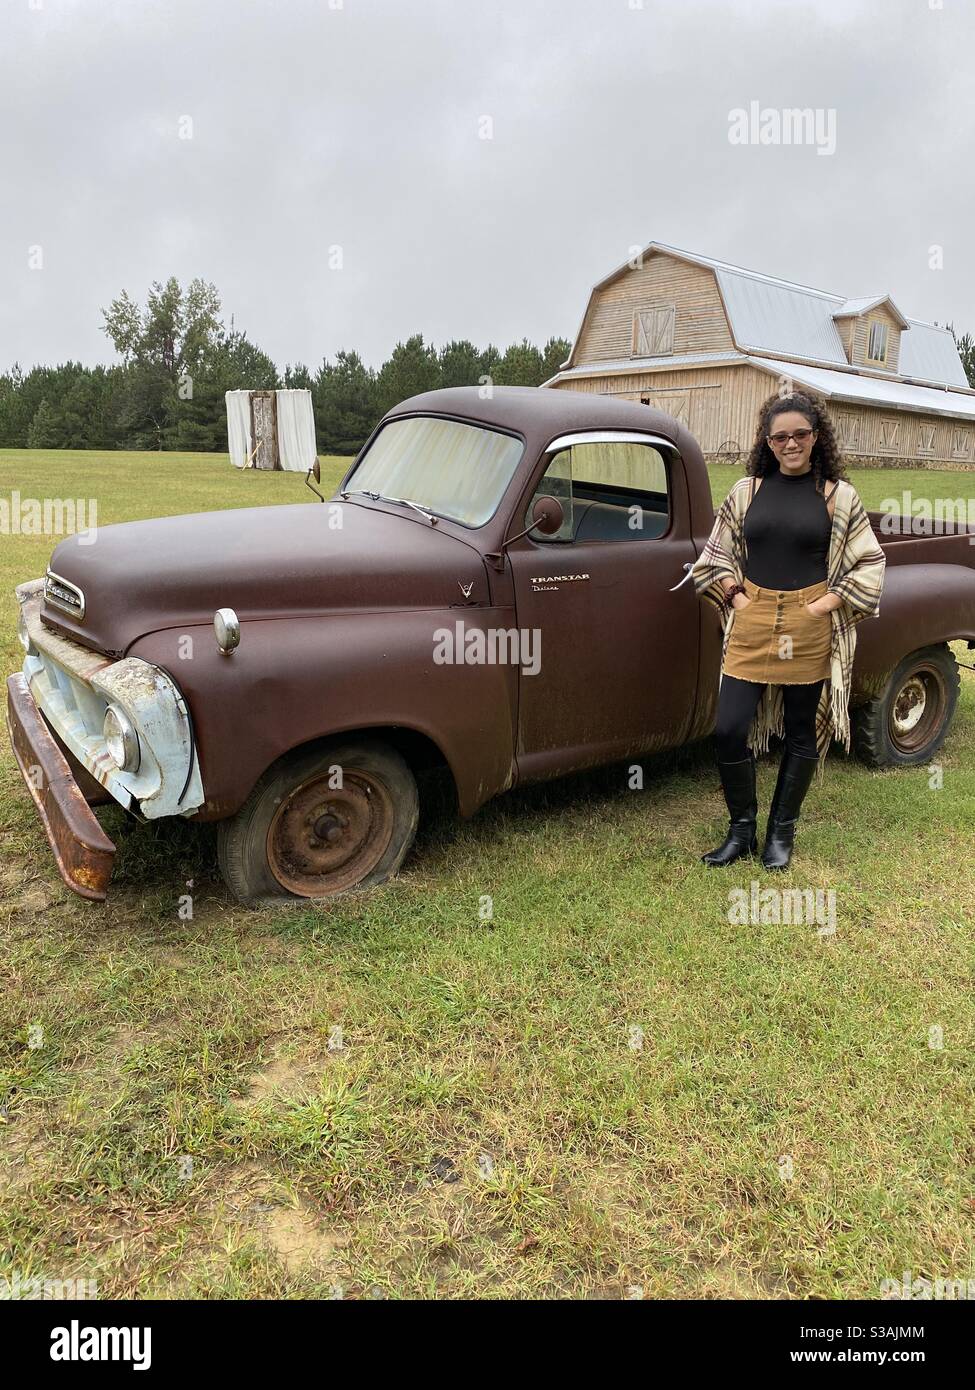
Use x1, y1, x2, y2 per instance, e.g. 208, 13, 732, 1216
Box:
45, 570, 86, 619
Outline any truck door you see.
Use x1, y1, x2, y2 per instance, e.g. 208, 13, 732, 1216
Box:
507, 432, 701, 782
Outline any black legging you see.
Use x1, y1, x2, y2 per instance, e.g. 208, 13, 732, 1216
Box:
715, 675, 824, 762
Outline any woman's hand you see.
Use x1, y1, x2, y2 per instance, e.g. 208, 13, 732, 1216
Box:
804, 597, 832, 617
732, 592, 752, 612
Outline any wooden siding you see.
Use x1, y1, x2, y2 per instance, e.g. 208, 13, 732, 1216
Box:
573, 253, 734, 364
550, 363, 770, 455
551, 362, 975, 467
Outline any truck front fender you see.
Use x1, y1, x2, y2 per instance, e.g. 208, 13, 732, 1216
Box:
128, 609, 520, 820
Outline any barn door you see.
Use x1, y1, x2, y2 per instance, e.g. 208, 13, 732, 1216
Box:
249, 391, 280, 470
647, 390, 690, 430
690, 386, 722, 452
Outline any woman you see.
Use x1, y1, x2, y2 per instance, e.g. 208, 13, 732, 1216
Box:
689, 391, 886, 871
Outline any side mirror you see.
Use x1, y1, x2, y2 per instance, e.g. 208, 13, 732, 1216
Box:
530, 495, 565, 536
305, 457, 325, 502
485, 492, 568, 570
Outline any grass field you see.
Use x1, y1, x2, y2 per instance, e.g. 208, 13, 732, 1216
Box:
1, 449, 973, 1300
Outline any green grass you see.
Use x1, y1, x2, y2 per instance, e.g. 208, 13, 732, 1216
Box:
1, 448, 973, 1300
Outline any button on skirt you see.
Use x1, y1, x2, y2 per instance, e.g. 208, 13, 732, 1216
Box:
723, 578, 832, 684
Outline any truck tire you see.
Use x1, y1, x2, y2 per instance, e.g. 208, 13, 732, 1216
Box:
852, 643, 960, 768
217, 738, 419, 906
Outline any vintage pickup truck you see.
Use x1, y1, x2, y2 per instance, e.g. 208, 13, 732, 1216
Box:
8, 386, 975, 904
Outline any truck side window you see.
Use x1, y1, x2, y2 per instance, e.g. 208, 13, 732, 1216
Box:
527, 441, 670, 543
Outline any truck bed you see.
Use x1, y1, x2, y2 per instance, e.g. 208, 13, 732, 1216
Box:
866, 511, 975, 571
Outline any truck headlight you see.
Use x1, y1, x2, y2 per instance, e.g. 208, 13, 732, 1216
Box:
103, 705, 141, 773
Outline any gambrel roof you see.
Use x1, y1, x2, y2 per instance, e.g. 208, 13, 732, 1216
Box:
563, 242, 969, 390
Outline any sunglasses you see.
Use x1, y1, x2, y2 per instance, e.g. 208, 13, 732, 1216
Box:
768, 428, 815, 447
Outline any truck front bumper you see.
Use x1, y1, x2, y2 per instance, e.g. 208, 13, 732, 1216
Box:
9, 577, 205, 902
6, 671, 116, 901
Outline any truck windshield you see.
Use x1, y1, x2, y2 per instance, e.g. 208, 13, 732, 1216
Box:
346, 416, 524, 527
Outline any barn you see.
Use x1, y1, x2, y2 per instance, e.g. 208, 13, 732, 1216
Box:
543, 242, 975, 468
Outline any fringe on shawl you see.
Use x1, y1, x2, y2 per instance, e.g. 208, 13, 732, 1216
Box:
736, 667, 850, 786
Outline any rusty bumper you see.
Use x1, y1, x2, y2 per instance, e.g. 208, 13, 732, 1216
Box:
5, 672, 116, 901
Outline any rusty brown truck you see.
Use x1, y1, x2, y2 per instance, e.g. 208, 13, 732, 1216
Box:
8, 387, 975, 904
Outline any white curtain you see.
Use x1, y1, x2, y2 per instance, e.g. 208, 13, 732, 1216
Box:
225, 390, 252, 468
276, 390, 317, 472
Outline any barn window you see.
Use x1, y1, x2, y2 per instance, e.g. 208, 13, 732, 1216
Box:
879, 418, 900, 452
837, 413, 860, 449
951, 426, 972, 460
866, 319, 889, 365
632, 306, 676, 357
917, 423, 937, 456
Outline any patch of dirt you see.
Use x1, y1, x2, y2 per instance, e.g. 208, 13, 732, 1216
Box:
235, 1037, 340, 1105
208, 1161, 349, 1278
0, 854, 58, 914
692, 1254, 791, 1300
263, 1203, 349, 1274
12, 884, 56, 914
146, 946, 195, 969
0, 1104, 51, 1195
87, 1022, 176, 1070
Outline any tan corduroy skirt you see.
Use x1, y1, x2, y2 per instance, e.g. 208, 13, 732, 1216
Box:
723, 577, 832, 684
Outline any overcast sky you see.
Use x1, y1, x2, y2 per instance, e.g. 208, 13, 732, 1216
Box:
2, 0, 972, 373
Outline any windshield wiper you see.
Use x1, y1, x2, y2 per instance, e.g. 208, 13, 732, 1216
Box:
343, 490, 438, 522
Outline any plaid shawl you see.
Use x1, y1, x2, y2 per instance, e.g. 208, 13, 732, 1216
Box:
682, 475, 887, 774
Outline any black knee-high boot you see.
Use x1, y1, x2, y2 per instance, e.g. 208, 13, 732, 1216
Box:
701, 754, 758, 867
761, 751, 819, 871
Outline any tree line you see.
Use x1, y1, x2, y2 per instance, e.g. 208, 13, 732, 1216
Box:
3, 277, 973, 457
0, 277, 571, 456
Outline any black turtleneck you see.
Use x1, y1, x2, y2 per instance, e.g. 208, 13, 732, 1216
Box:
743, 462, 832, 590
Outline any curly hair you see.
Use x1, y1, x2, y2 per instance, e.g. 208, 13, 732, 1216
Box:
745, 391, 848, 492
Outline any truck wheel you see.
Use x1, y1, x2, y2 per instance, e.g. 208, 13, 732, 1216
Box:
217, 739, 419, 906
852, 643, 960, 767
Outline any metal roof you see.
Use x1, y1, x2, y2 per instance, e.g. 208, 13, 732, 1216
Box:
746, 357, 975, 421
549, 350, 746, 382
898, 320, 969, 387
571, 242, 970, 391
714, 269, 849, 365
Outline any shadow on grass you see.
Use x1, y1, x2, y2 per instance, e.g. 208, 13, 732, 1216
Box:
98, 802, 219, 894
93, 731, 844, 903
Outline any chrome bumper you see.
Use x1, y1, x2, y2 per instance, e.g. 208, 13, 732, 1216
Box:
6, 671, 116, 900
14, 579, 204, 821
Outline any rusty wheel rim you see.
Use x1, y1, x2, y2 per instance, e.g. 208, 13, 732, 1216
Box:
266, 769, 395, 897
889, 664, 947, 755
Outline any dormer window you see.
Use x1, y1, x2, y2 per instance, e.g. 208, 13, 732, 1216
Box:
866, 320, 889, 365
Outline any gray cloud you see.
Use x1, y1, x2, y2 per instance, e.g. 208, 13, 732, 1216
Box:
1, 0, 972, 372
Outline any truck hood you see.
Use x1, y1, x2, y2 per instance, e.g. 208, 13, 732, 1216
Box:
41, 500, 490, 655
